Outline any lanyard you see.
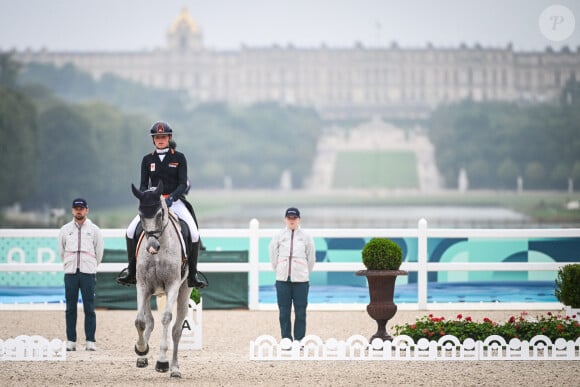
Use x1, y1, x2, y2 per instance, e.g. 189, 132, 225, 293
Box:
76, 225, 82, 268
288, 229, 294, 278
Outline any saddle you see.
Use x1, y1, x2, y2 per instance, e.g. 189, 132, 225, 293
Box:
133, 195, 200, 263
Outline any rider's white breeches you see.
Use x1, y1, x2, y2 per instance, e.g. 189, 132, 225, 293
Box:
126, 198, 199, 243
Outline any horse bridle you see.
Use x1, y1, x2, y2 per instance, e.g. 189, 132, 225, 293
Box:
142, 206, 169, 242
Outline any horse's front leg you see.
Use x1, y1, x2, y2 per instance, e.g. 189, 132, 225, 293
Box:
135, 286, 153, 368
169, 281, 191, 378
155, 283, 180, 373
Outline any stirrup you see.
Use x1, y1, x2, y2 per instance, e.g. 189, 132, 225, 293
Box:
188, 272, 208, 289
116, 268, 136, 286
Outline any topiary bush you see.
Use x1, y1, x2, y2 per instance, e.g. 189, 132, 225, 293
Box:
361, 238, 403, 270
555, 263, 580, 308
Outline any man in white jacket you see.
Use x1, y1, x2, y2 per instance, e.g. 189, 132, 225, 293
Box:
269, 207, 316, 343
58, 198, 104, 352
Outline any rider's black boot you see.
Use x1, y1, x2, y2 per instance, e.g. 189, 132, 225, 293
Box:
116, 236, 137, 286
187, 241, 207, 288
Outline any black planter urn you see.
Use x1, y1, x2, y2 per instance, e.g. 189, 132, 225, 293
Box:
356, 270, 408, 341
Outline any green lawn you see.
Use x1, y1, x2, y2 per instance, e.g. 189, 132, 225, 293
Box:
332, 150, 419, 189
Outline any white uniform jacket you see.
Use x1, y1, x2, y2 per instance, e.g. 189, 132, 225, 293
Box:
58, 218, 104, 274
269, 227, 316, 282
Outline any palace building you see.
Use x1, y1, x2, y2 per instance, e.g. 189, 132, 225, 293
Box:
10, 7, 580, 120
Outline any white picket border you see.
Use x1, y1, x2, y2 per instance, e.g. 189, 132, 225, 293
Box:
0, 335, 66, 361
249, 334, 580, 361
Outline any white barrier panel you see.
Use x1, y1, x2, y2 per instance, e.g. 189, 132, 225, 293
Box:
159, 297, 203, 350
1, 220, 579, 311
249, 334, 580, 361
178, 299, 203, 350
0, 335, 66, 361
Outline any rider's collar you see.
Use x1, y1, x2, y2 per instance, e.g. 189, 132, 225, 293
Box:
156, 148, 170, 154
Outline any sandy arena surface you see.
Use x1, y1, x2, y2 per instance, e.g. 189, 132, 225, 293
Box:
1, 307, 578, 386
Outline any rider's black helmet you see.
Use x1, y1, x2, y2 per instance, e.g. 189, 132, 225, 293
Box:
149, 121, 173, 136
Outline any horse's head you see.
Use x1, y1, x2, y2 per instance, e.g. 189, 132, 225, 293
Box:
131, 182, 168, 255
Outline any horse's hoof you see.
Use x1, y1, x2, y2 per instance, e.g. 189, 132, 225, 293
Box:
155, 361, 170, 373
171, 370, 182, 378
136, 358, 148, 368
135, 343, 149, 356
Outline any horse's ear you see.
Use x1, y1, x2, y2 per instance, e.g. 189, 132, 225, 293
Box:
131, 184, 143, 199
154, 181, 164, 196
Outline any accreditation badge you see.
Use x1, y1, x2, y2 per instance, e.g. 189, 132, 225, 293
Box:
150, 163, 156, 172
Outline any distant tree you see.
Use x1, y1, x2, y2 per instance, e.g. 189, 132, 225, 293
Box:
75, 102, 150, 206
0, 86, 38, 207
524, 161, 546, 189
571, 162, 580, 187
550, 163, 571, 190
17, 60, 325, 192
430, 90, 580, 191
200, 161, 226, 188
465, 159, 491, 188
33, 104, 98, 208
497, 159, 520, 189
20, 62, 96, 100
560, 77, 580, 107
176, 102, 321, 189
0, 53, 21, 89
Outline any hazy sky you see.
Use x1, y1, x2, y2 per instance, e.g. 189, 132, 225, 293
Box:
1, 0, 579, 52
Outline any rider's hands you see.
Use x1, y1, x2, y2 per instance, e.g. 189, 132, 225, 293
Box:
165, 196, 174, 208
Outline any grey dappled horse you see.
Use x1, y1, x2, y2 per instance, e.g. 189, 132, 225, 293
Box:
131, 182, 190, 378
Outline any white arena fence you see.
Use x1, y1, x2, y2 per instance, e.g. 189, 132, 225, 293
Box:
249, 334, 580, 361
1, 218, 578, 311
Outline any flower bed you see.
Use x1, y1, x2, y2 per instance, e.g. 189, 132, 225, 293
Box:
393, 311, 580, 342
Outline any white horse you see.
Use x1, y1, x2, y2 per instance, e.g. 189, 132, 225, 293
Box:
131, 182, 190, 378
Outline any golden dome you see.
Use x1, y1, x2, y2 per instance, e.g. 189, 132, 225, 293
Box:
169, 6, 199, 33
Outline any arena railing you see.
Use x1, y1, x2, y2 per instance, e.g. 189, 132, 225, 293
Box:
1, 219, 578, 311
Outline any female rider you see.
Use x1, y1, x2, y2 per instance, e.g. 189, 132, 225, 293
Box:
116, 121, 207, 288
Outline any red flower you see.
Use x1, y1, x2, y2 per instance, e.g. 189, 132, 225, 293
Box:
483, 317, 492, 323
439, 331, 445, 336
456, 314, 463, 320
509, 316, 516, 323
465, 316, 472, 322
410, 324, 416, 330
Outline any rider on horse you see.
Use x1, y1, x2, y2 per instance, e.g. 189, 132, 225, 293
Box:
117, 121, 207, 289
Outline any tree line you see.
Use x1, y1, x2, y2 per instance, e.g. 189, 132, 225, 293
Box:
0, 53, 322, 212
430, 79, 580, 190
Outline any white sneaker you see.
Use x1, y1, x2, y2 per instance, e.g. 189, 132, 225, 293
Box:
85, 341, 96, 351
66, 341, 76, 351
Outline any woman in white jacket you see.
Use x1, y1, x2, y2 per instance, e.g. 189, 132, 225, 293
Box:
269, 207, 316, 343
